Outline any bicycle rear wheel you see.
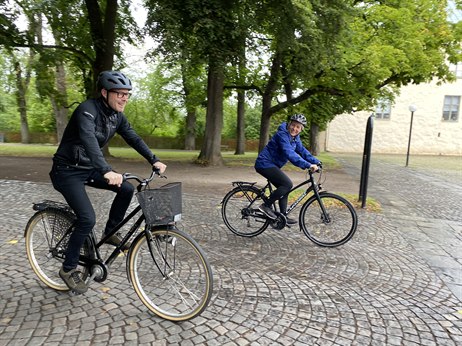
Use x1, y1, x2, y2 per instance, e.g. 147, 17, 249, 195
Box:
25, 209, 91, 290
128, 227, 213, 321
300, 192, 358, 247
221, 185, 270, 237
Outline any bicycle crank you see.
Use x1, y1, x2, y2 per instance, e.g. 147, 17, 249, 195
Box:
88, 263, 108, 283
270, 213, 287, 230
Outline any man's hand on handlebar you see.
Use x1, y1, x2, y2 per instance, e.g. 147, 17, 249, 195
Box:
153, 161, 167, 174
104, 171, 123, 187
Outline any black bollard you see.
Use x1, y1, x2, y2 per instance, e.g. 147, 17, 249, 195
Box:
359, 114, 374, 208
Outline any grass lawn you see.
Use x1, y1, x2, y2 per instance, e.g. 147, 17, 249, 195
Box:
0, 143, 377, 210
0, 143, 339, 168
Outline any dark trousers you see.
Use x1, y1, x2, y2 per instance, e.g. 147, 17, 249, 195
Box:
255, 167, 293, 214
50, 164, 134, 271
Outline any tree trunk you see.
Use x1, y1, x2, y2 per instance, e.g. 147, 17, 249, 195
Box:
14, 62, 29, 144
258, 53, 281, 152
235, 37, 246, 155
235, 90, 245, 154
85, 0, 117, 96
198, 62, 224, 165
53, 64, 69, 143
182, 61, 196, 150
258, 90, 275, 152
85, 0, 119, 158
184, 108, 196, 150
310, 122, 320, 155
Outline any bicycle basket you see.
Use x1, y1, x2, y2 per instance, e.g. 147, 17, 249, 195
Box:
136, 182, 182, 225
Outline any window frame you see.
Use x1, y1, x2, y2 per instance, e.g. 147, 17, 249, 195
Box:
442, 95, 460, 122
449, 62, 462, 79
374, 99, 392, 120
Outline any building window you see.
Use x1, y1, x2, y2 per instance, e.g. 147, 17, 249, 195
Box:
449, 62, 462, 78
442, 95, 460, 121
375, 99, 391, 119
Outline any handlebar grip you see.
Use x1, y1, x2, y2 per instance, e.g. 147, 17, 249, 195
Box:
152, 166, 161, 174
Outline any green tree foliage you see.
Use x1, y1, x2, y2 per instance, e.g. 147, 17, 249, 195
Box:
236, 0, 462, 152
125, 62, 183, 136
145, 0, 246, 165
1, 0, 141, 95
1, 0, 461, 155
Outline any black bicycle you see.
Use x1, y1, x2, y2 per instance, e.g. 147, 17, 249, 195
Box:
24, 168, 213, 321
221, 167, 358, 247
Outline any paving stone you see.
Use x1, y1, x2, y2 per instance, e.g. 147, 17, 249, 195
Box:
1, 154, 462, 344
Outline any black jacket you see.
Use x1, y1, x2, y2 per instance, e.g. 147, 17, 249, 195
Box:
53, 98, 158, 174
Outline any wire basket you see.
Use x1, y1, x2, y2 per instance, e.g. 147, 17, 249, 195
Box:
136, 182, 182, 225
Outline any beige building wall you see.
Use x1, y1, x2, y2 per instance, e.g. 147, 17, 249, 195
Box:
324, 79, 462, 155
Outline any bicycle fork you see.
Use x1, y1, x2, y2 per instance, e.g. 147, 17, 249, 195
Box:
145, 226, 175, 280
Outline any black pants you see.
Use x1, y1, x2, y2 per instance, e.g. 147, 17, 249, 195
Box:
50, 164, 134, 271
255, 166, 293, 214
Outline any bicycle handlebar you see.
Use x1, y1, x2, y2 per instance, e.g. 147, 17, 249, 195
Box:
307, 164, 322, 173
122, 167, 165, 188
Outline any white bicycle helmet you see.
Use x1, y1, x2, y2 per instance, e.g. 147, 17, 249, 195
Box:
290, 113, 307, 126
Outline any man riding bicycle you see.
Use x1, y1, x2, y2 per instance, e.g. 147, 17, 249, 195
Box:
255, 113, 321, 225
49, 70, 167, 293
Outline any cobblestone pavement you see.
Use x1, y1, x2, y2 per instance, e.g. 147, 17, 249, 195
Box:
1, 154, 461, 345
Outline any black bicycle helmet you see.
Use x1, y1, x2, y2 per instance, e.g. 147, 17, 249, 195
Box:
97, 71, 132, 91
290, 113, 307, 126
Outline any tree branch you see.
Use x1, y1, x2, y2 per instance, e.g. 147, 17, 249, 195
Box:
223, 84, 263, 95
269, 86, 345, 115
7, 42, 93, 65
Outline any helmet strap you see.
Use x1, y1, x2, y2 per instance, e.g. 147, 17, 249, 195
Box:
101, 89, 110, 105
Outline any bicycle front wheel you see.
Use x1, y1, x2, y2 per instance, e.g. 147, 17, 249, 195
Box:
221, 185, 270, 237
300, 192, 358, 247
128, 227, 213, 321
25, 209, 91, 290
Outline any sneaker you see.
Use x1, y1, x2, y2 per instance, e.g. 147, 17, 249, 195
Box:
286, 217, 298, 225
258, 204, 277, 219
104, 233, 130, 251
59, 267, 88, 294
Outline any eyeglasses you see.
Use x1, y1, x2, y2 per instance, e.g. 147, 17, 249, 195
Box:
110, 90, 131, 99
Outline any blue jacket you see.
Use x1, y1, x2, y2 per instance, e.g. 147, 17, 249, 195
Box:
255, 122, 320, 170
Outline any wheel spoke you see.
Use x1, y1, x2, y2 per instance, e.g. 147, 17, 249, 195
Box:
300, 193, 357, 247
25, 209, 91, 290
129, 228, 212, 321
222, 186, 269, 237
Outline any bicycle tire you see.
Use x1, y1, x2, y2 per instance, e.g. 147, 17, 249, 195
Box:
299, 192, 358, 247
128, 227, 213, 321
221, 185, 270, 237
25, 209, 91, 291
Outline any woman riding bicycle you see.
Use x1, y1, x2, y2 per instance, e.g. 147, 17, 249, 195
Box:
255, 114, 321, 225
49, 70, 166, 293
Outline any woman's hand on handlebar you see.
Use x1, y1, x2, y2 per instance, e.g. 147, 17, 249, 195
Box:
153, 161, 167, 174
308, 164, 321, 172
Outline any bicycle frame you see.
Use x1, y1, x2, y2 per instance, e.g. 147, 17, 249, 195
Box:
222, 168, 357, 245
42, 204, 143, 281
50, 201, 176, 285
93, 205, 145, 267
260, 170, 323, 216
44, 170, 176, 282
